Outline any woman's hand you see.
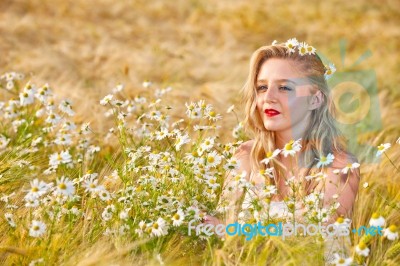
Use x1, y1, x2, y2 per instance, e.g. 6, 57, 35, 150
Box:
202, 215, 222, 226
202, 215, 225, 239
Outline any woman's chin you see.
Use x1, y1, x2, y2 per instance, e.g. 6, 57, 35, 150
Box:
263, 122, 284, 132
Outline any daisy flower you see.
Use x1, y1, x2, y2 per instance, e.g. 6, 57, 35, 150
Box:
205, 109, 222, 121
151, 217, 168, 237
100, 94, 113, 105
284, 38, 299, 54
54, 132, 72, 146
54, 176, 75, 198
25, 179, 51, 199
112, 84, 124, 93
142, 80, 152, 88
298, 42, 308, 56
260, 149, 281, 165
35, 84, 52, 102
29, 220, 47, 237
205, 176, 220, 190
45, 112, 61, 125
369, 213, 385, 227
226, 105, 235, 113
155, 128, 169, 140
186, 206, 201, 220
282, 139, 302, 157
0, 134, 10, 149
383, 225, 398, 241
172, 209, 185, 226
376, 143, 391, 157
363, 182, 369, 188
261, 185, 277, 198
102, 205, 115, 221
355, 241, 370, 257
223, 157, 240, 171
98, 189, 112, 201
341, 162, 360, 174
324, 63, 336, 80
306, 45, 316, 55
331, 253, 352, 266
316, 153, 335, 168
5, 213, 16, 228
147, 110, 162, 120
232, 122, 243, 139
200, 137, 215, 151
58, 100, 75, 116
49, 150, 72, 168
82, 176, 104, 194
205, 151, 222, 168
20, 83, 36, 106
188, 107, 202, 119
174, 134, 190, 151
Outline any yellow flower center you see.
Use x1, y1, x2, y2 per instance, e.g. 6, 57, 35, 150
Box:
59, 183, 67, 190
173, 214, 180, 220
153, 223, 159, 229
358, 241, 367, 250
371, 213, 380, 219
320, 156, 327, 162
207, 156, 215, 163
389, 225, 397, 232
284, 141, 294, 151
300, 47, 306, 53
33, 225, 40, 231
377, 145, 384, 150
31, 187, 39, 192
338, 258, 345, 263
336, 217, 344, 224
266, 151, 273, 158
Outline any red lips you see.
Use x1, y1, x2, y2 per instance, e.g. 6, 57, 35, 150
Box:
264, 109, 280, 117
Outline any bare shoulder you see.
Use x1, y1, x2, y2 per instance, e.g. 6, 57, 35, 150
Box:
332, 150, 359, 169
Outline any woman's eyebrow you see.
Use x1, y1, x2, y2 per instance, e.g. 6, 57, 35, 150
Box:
256, 79, 298, 85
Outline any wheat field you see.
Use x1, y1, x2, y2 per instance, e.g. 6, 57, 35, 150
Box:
1, 0, 400, 265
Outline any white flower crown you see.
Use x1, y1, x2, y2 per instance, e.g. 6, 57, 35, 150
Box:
271, 38, 336, 81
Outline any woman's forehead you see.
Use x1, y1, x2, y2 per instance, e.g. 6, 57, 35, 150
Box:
257, 59, 314, 86
258, 59, 305, 79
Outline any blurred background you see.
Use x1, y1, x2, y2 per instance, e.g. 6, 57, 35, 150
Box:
1, 0, 399, 143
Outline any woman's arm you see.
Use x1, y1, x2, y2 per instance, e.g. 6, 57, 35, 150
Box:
204, 141, 253, 226
317, 153, 360, 221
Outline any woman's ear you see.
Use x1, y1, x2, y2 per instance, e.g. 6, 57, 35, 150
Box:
309, 90, 324, 110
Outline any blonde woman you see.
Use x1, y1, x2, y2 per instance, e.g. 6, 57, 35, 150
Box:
203, 39, 360, 261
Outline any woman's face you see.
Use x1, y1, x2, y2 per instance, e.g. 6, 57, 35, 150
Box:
256, 58, 316, 137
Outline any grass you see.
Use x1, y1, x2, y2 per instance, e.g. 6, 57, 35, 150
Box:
1, 0, 400, 265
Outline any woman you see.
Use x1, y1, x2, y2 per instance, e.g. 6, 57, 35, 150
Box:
203, 39, 360, 260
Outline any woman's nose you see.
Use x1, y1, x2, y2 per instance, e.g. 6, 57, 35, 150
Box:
264, 86, 278, 103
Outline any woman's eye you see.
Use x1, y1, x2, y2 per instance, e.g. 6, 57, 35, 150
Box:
279, 86, 293, 91
257, 85, 268, 91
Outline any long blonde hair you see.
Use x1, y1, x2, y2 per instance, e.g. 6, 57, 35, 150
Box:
242, 43, 347, 190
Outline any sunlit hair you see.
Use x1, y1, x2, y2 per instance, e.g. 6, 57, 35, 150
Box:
242, 43, 349, 192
